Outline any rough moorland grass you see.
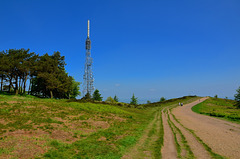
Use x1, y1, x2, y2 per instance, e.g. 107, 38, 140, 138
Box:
192, 97, 240, 123
0, 94, 154, 158
153, 110, 163, 159
0, 94, 199, 158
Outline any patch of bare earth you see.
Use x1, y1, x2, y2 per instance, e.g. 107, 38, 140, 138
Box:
161, 109, 177, 159
106, 114, 127, 122
50, 130, 77, 143
0, 130, 49, 159
172, 97, 240, 159
0, 119, 8, 125
68, 119, 110, 131
98, 136, 107, 141
3, 129, 48, 137
0, 101, 19, 104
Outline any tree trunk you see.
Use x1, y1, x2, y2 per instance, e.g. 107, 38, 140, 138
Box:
29, 78, 32, 95
18, 77, 21, 94
50, 90, 53, 99
23, 75, 27, 94
15, 76, 18, 95
0, 75, 3, 92
9, 76, 12, 93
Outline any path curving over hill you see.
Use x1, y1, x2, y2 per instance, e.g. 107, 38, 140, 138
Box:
122, 98, 240, 159
172, 97, 240, 159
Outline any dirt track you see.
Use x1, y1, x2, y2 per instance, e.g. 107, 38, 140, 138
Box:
172, 98, 240, 159
122, 98, 240, 159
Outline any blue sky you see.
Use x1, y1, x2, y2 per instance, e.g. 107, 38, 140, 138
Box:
0, 0, 240, 103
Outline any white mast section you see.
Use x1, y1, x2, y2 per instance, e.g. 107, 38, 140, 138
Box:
88, 20, 90, 38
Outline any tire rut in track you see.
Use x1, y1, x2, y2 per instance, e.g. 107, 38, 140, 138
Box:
173, 97, 240, 159
168, 109, 211, 159
161, 108, 177, 159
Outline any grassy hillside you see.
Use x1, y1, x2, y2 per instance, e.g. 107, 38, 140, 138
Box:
192, 97, 240, 123
0, 94, 198, 158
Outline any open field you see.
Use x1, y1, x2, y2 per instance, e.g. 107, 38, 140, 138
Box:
0, 94, 153, 158
1, 95, 240, 158
192, 97, 240, 123
0, 94, 198, 158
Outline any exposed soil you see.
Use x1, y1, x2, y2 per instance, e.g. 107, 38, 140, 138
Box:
122, 98, 240, 159
161, 109, 177, 159
168, 109, 211, 158
0, 130, 49, 159
172, 98, 240, 159
50, 129, 77, 143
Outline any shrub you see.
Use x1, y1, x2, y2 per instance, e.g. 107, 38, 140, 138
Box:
105, 96, 115, 103
114, 95, 119, 102
92, 89, 103, 101
160, 97, 166, 102
234, 86, 240, 109
130, 94, 138, 105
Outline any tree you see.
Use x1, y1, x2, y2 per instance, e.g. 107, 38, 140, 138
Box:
0, 48, 79, 99
92, 89, 103, 101
82, 92, 91, 100
130, 94, 138, 105
147, 100, 151, 104
68, 77, 81, 99
234, 87, 240, 109
36, 52, 66, 98
0, 51, 7, 92
114, 95, 119, 102
160, 97, 166, 102
106, 96, 115, 103
214, 95, 218, 99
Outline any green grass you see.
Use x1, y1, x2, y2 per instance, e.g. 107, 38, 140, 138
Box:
192, 97, 240, 123
0, 94, 199, 158
0, 94, 156, 158
153, 111, 164, 159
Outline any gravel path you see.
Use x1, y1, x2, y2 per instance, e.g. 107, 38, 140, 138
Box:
161, 109, 177, 159
172, 97, 240, 159
168, 109, 211, 158
122, 98, 240, 159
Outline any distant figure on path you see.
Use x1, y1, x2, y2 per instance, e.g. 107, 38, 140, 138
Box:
181, 103, 183, 106
179, 102, 180, 106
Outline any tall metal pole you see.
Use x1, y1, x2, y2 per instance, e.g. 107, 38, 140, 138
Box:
83, 20, 94, 96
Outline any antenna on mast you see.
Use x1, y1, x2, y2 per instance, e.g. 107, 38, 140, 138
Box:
88, 20, 90, 38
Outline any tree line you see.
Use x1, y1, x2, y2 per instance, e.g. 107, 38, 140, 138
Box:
0, 48, 80, 99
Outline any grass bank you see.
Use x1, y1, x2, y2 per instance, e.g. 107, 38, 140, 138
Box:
0, 94, 198, 158
0, 94, 155, 158
192, 97, 240, 123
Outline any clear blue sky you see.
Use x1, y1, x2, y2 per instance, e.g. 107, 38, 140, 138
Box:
1, 0, 240, 103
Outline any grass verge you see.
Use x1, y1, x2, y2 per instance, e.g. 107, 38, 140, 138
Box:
192, 97, 240, 123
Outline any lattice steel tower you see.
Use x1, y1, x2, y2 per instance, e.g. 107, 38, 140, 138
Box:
83, 20, 94, 96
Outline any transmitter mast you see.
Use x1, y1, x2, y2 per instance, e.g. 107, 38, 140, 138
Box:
83, 20, 94, 96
